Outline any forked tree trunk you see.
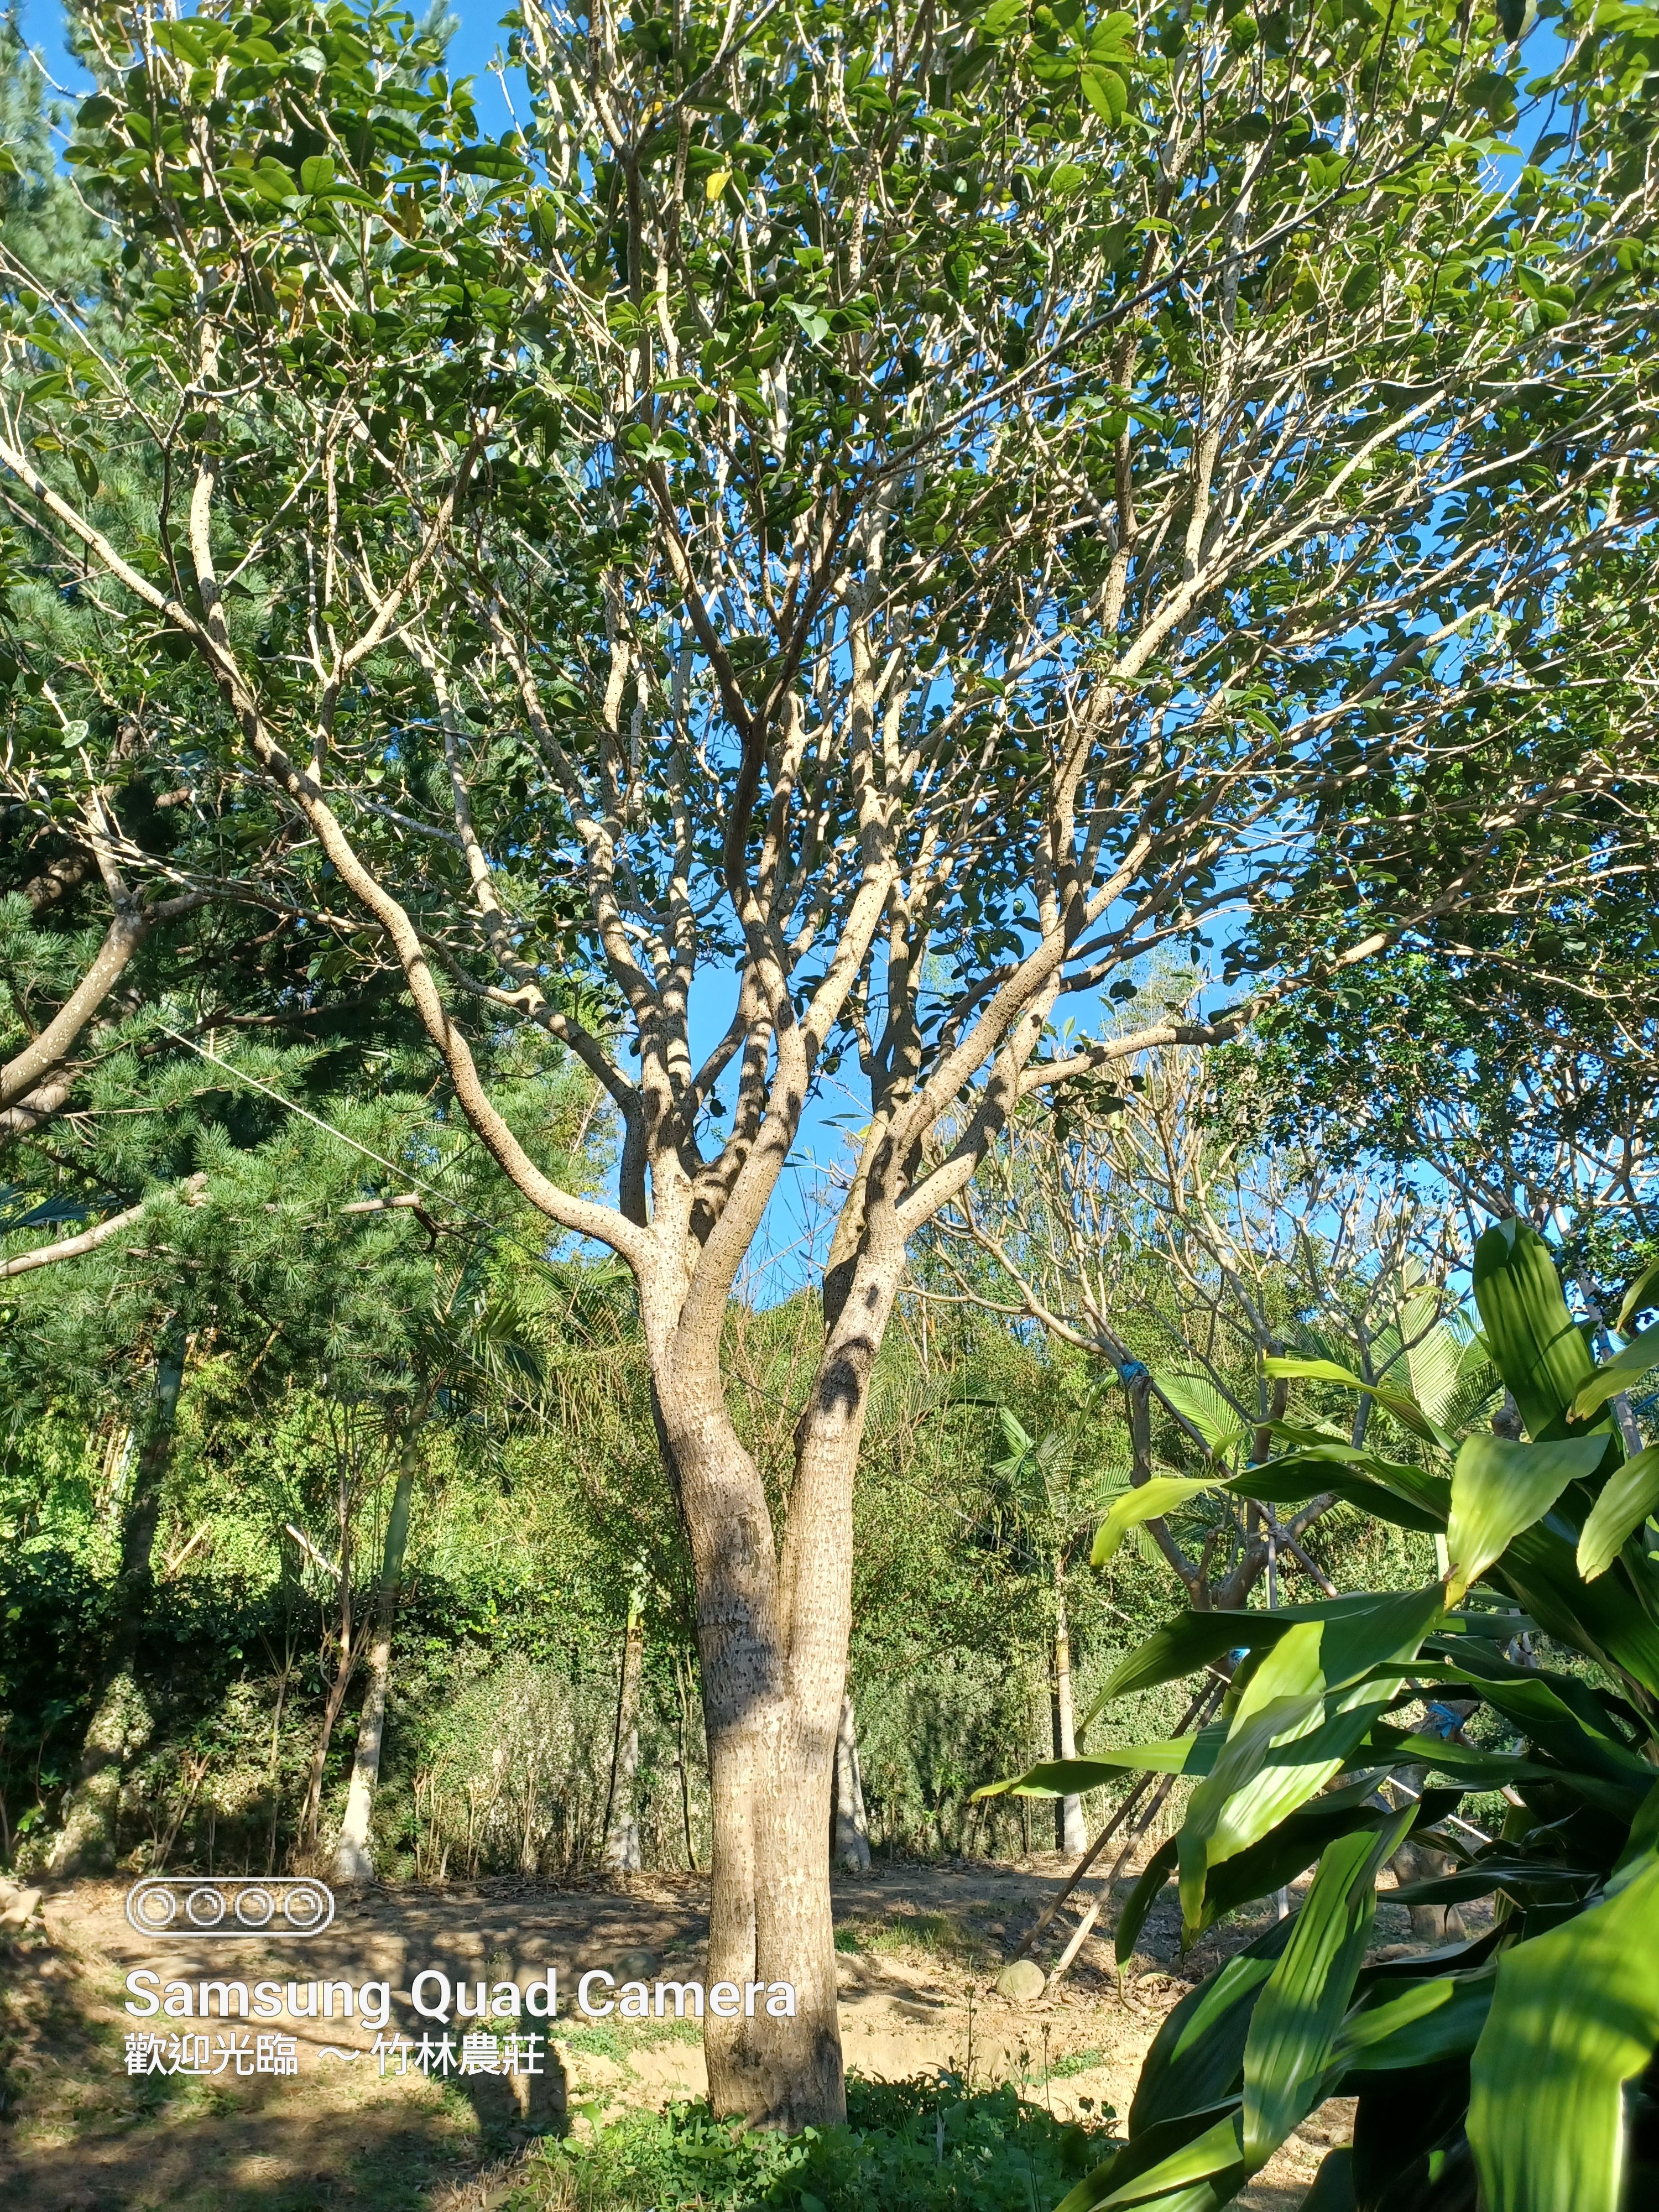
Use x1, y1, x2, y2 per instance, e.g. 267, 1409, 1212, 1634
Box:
832, 1694, 870, 1874
1052, 1561, 1087, 1856
51, 1326, 186, 1874
331, 1434, 418, 1881
648, 1238, 902, 2129
601, 1588, 645, 1875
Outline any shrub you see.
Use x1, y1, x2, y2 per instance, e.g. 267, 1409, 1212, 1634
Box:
509, 2073, 1110, 2211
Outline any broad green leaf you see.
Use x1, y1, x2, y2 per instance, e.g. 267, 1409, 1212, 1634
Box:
1084, 1613, 1280, 1721
1197, 1788, 1403, 1936
1180, 1637, 1327, 1941
1240, 1808, 1413, 2171
975, 1726, 1225, 1798
1443, 1434, 1606, 1606
1615, 1254, 1659, 1334
1058, 2104, 1245, 2212
1300, 2147, 1357, 2212
1422, 1645, 1655, 1791
1262, 1357, 1452, 1448
1117, 1834, 1178, 1966
1392, 1860, 1598, 1907
299, 154, 336, 197
1473, 1219, 1597, 1439
1094, 1478, 1215, 1564
1177, 1590, 1442, 1940
1468, 1853, 1659, 2212
1086, 1588, 1448, 1728
1329, 1968, 1495, 2075
1264, 1356, 1364, 1389
1611, 1778, 1659, 1881
1571, 1321, 1659, 1421
1494, 1511, 1659, 1700
1131, 1919, 1296, 2134
1578, 1444, 1659, 1580
1314, 1584, 1447, 1690
1245, 1445, 1447, 1533
1098, 2109, 1244, 2206
1360, 1723, 1561, 1788
1080, 65, 1128, 128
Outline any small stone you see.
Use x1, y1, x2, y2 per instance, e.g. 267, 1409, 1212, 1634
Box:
995, 1958, 1046, 2004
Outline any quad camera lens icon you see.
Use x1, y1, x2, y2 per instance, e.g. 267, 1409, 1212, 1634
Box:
124, 1876, 335, 1939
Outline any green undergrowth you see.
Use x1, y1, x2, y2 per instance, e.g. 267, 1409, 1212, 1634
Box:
831, 1908, 987, 1967
554, 2015, 706, 2065
506, 2072, 1113, 2211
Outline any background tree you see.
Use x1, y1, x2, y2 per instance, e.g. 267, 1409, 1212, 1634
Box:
934, 1026, 1486, 1607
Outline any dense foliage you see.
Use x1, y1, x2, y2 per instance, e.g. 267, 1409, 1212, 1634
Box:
995, 1224, 1659, 2212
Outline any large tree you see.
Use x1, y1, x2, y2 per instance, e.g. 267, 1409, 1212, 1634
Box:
4, 0, 1658, 2127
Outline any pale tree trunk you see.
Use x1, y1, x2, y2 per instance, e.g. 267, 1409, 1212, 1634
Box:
1052, 1562, 1087, 1858
299, 1495, 356, 1858
832, 1694, 870, 1874
649, 1229, 905, 2128
601, 1588, 645, 1876
51, 1325, 186, 1874
331, 1434, 418, 1882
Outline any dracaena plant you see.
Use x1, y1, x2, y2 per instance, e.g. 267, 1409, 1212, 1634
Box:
987, 1220, 1659, 2212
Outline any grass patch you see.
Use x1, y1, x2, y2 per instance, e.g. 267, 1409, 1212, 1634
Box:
833, 1910, 987, 1967
1021, 2047, 1107, 2085
554, 2013, 707, 2075
505, 2072, 1113, 2211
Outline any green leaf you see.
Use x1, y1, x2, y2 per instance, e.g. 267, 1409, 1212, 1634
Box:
1361, 1723, 1558, 1788
1240, 1807, 1413, 2170
1425, 1642, 1655, 1791
1300, 2147, 1357, 2212
1098, 2109, 1244, 2206
1156, 1370, 1248, 1458
980, 0, 1028, 39
1473, 1219, 1598, 1440
1177, 1589, 1441, 1942
1329, 1968, 1496, 2075
1080, 65, 1128, 126
1083, 1615, 1266, 1717
978, 1729, 1223, 1798
1093, 1477, 1214, 1564
1117, 1834, 1179, 1966
1084, 1589, 1445, 1727
1197, 1788, 1403, 1936
1444, 1433, 1607, 1606
1247, 1442, 1448, 1533
1615, 1255, 1659, 1334
1264, 1355, 1366, 1390
1261, 1358, 1453, 1449
1571, 1321, 1659, 1421
299, 154, 336, 196
1130, 1918, 1296, 2134
1468, 1854, 1659, 2212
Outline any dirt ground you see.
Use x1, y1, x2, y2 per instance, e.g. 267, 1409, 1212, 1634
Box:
0, 1851, 1450, 2212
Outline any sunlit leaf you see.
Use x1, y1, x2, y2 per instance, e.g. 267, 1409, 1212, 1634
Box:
1571, 1320, 1659, 1421
1468, 1853, 1659, 2212
1093, 1477, 1215, 1564
1241, 1808, 1413, 2169
1443, 1433, 1607, 1606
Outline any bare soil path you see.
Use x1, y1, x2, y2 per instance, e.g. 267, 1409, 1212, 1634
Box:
0, 1855, 1451, 2211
